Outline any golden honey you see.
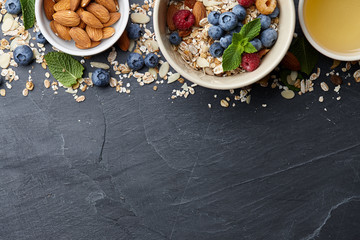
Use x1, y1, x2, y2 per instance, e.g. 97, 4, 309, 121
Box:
304, 0, 360, 53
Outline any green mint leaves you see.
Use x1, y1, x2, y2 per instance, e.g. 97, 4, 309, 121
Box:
44, 52, 84, 87
222, 19, 261, 72
20, 0, 35, 29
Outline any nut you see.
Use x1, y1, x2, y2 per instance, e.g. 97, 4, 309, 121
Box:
53, 21, 72, 40
76, 40, 100, 49
94, 0, 116, 12
280, 52, 301, 71
103, 12, 120, 27
166, 4, 178, 31
53, 10, 81, 27
192, 2, 206, 27
330, 75, 342, 86
80, 0, 91, 7
117, 30, 130, 51
86, 3, 110, 23
76, 8, 86, 28
79, 11, 103, 28
43, 0, 55, 20
86, 25, 103, 41
70, 0, 80, 11
69, 27, 91, 48
185, 0, 196, 8
102, 27, 115, 39
53, 0, 70, 11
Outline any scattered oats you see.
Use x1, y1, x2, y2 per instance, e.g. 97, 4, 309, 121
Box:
0, 52, 10, 68
26, 81, 34, 91
324, 108, 327, 112
90, 62, 110, 69
76, 95, 85, 102
208, 103, 212, 108
262, 104, 267, 108
246, 95, 251, 104
80, 59, 85, 64
196, 57, 210, 68
45, 72, 50, 78
354, 70, 360, 82
131, 13, 150, 24
318, 96, 324, 103
220, 99, 229, 108
5, 82, 12, 89
44, 79, 50, 88
320, 82, 329, 92
168, 73, 180, 84
81, 85, 87, 92
72, 82, 80, 89
159, 62, 169, 78
334, 85, 341, 93
0, 89, 5, 96
153, 86, 157, 91
336, 96, 341, 101
108, 47, 117, 63
109, 77, 117, 87
341, 67, 347, 72
281, 89, 295, 99
22, 88, 28, 96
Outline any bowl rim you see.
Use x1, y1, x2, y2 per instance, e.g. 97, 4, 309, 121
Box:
35, 0, 130, 56
298, 0, 360, 61
154, 0, 296, 90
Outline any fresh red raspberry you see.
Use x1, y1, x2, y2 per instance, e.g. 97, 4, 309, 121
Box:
241, 53, 261, 72
173, 10, 195, 30
237, 0, 255, 7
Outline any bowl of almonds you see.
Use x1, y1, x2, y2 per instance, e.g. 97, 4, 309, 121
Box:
35, 0, 129, 56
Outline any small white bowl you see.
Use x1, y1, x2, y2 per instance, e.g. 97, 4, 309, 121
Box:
35, 0, 129, 56
298, 0, 360, 61
154, 0, 296, 90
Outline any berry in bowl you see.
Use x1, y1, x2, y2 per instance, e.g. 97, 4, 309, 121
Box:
154, 0, 295, 90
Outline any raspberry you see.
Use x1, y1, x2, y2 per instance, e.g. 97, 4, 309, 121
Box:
237, 0, 255, 7
173, 10, 195, 30
241, 53, 260, 72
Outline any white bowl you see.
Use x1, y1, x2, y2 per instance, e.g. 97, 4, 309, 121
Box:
298, 0, 360, 61
35, 0, 129, 56
154, 0, 296, 90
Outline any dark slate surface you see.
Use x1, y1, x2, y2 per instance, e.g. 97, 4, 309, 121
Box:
1, 0, 360, 239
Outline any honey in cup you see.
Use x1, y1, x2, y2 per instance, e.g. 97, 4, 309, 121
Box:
304, 0, 360, 54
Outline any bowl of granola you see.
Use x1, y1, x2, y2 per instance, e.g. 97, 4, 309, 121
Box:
154, 0, 295, 90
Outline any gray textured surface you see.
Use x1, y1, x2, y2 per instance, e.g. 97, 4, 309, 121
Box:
1, 0, 360, 239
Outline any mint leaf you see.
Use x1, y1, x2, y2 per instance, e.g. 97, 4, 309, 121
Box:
222, 44, 244, 71
240, 18, 261, 41
20, 0, 35, 29
289, 36, 319, 75
232, 32, 244, 44
44, 52, 84, 87
244, 42, 257, 53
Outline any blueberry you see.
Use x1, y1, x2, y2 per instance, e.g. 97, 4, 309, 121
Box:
127, 24, 143, 40
209, 42, 224, 57
169, 32, 182, 45
260, 28, 278, 48
257, 15, 271, 30
208, 25, 224, 40
127, 53, 144, 70
13, 45, 33, 66
144, 53, 159, 68
36, 32, 47, 44
268, 7, 279, 18
5, 0, 21, 15
208, 11, 221, 25
92, 68, 110, 87
232, 5, 246, 21
250, 38, 262, 51
229, 22, 243, 35
220, 35, 232, 49
219, 12, 238, 31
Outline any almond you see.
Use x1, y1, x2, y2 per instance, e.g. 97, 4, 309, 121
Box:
117, 29, 129, 51
167, 4, 178, 31
53, 21, 72, 40
280, 52, 301, 71
192, 2, 206, 27
94, 0, 116, 12
53, 10, 80, 27
80, 0, 91, 8
44, 0, 55, 20
76, 8, 86, 28
69, 27, 91, 48
86, 3, 110, 23
113, 0, 119, 11
178, 29, 191, 37
70, 0, 80, 11
50, 20, 58, 35
76, 41, 101, 49
53, 0, 70, 11
80, 11, 103, 28
102, 27, 115, 39
258, 48, 270, 58
86, 25, 103, 41
103, 12, 120, 27
185, 0, 196, 8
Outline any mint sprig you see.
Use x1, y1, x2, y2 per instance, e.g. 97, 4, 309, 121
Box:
222, 19, 261, 72
44, 52, 84, 87
20, 0, 35, 29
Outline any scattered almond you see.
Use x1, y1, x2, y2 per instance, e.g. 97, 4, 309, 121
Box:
192, 2, 206, 27
280, 52, 301, 71
117, 30, 130, 51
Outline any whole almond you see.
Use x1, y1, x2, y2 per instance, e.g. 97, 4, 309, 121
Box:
76, 8, 86, 28
69, 27, 91, 48
44, 0, 55, 20
50, 20, 58, 35
117, 29, 129, 51
53, 21, 72, 40
76, 41, 101, 49
53, 0, 70, 11
102, 27, 115, 39
192, 2, 206, 26
80, 11, 103, 28
167, 4, 178, 31
113, 0, 119, 11
86, 25, 103, 41
178, 29, 191, 37
86, 3, 110, 23
80, 0, 91, 7
70, 0, 80, 11
53, 10, 80, 27
103, 12, 120, 27
94, 0, 116, 12
184, 0, 196, 8
280, 52, 301, 71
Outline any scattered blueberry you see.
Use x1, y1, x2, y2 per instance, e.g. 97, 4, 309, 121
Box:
257, 15, 271, 30
209, 42, 224, 57
13, 45, 33, 66
144, 53, 159, 68
127, 53, 144, 70
232, 5, 246, 21
229, 22, 243, 35
92, 68, 110, 87
268, 7, 279, 18
127, 24, 143, 40
260, 28, 278, 48
219, 12, 238, 31
208, 11, 221, 25
5, 0, 21, 15
36, 32, 47, 44
169, 32, 182, 45
250, 38, 262, 51
208, 25, 224, 40
220, 35, 232, 49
